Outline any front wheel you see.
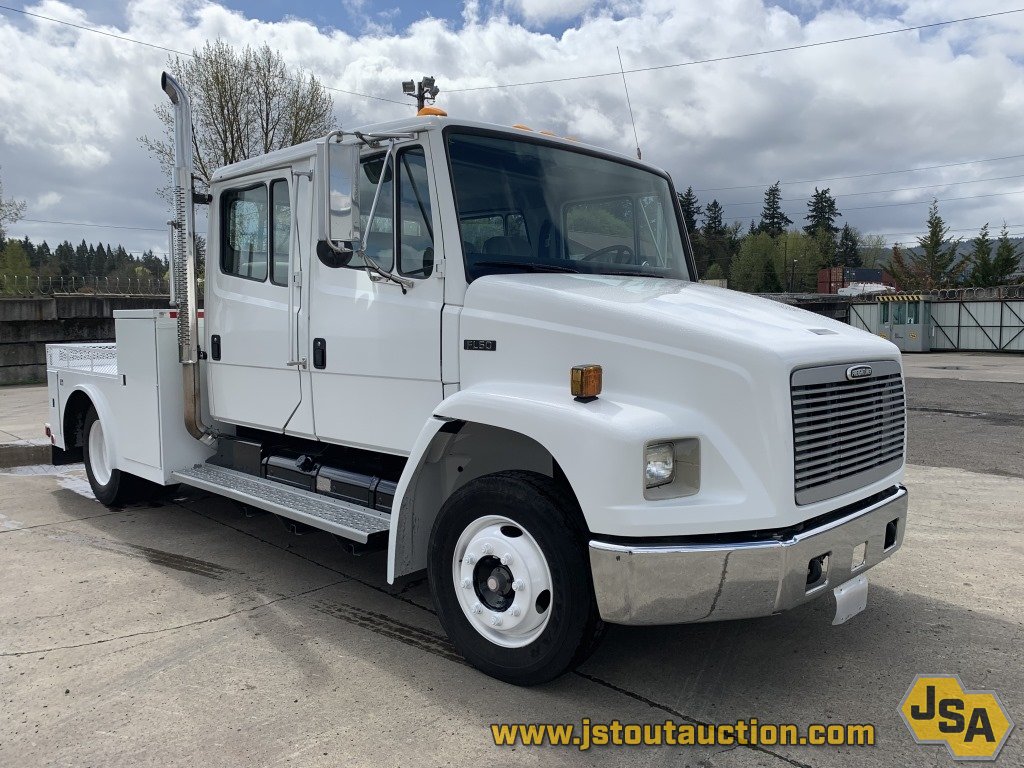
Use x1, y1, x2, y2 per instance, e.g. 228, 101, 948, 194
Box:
428, 471, 604, 685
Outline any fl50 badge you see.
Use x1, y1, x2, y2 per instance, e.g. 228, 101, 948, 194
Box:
900, 675, 1014, 761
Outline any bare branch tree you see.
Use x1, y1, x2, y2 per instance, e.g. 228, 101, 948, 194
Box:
0, 166, 27, 243
139, 40, 337, 203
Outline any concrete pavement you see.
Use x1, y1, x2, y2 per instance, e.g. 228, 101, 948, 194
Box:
1, 463, 1021, 767
901, 352, 1024, 384
0, 385, 50, 468
2, 353, 1023, 766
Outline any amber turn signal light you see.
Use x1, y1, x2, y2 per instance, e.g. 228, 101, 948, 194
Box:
571, 364, 602, 401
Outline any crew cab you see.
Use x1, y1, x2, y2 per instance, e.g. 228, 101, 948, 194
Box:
44, 73, 908, 685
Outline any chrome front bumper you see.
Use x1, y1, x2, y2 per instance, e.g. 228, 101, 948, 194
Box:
589, 485, 908, 625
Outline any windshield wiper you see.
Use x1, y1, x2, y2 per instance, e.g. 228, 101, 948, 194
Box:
476, 260, 579, 273
598, 269, 663, 278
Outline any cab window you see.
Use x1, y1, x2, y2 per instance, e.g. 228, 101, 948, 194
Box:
356, 146, 435, 278
358, 155, 395, 271
397, 147, 434, 277
220, 179, 290, 284
271, 180, 291, 285
222, 184, 269, 281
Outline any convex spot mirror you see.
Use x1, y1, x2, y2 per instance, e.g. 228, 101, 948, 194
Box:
318, 136, 361, 266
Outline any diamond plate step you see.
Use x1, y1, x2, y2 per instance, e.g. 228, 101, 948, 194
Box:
173, 463, 391, 544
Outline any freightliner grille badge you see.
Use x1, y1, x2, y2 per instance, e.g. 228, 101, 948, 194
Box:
846, 364, 873, 381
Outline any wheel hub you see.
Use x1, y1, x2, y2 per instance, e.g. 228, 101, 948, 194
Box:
452, 515, 553, 648
475, 557, 513, 611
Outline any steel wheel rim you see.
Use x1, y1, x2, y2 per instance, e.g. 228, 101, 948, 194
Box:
88, 418, 111, 486
451, 514, 553, 648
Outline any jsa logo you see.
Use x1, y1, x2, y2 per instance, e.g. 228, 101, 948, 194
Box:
900, 675, 1014, 760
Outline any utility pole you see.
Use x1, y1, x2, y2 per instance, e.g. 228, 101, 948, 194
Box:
403, 76, 440, 111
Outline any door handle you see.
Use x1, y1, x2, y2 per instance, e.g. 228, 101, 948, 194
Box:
313, 338, 326, 369
211, 334, 221, 361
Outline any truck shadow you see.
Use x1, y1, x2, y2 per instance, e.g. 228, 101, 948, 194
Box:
45, 477, 1023, 747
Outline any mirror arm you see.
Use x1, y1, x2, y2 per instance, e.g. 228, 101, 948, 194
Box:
323, 131, 414, 294
356, 139, 414, 294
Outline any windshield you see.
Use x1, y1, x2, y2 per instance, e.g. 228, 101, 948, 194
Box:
446, 130, 692, 282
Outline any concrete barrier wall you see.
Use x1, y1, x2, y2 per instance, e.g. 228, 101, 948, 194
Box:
0, 296, 171, 385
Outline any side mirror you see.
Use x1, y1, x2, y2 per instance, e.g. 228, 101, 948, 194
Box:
318, 134, 361, 252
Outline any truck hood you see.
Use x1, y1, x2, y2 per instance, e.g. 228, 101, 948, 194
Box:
462, 273, 896, 367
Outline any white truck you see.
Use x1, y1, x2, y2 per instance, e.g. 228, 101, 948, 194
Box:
44, 73, 908, 685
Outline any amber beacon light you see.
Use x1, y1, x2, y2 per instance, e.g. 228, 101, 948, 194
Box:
571, 364, 602, 401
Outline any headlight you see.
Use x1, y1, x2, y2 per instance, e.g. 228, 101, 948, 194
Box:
644, 442, 675, 488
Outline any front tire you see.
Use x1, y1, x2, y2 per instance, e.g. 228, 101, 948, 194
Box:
428, 470, 604, 685
82, 406, 158, 506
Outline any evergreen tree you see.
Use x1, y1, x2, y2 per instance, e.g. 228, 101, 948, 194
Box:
93, 243, 109, 276
967, 224, 994, 287
992, 224, 1021, 285
74, 240, 90, 276
54, 241, 75, 276
887, 201, 965, 289
837, 224, 861, 267
36, 241, 52, 274
804, 187, 842, 265
705, 262, 726, 280
693, 199, 727, 276
758, 181, 792, 238
702, 200, 726, 238
678, 186, 701, 234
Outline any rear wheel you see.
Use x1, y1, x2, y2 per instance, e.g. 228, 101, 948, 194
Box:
82, 406, 161, 506
428, 470, 604, 685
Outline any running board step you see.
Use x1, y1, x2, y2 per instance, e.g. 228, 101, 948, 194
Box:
173, 464, 390, 544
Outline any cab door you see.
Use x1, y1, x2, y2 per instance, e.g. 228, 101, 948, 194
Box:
207, 170, 301, 431
308, 142, 444, 454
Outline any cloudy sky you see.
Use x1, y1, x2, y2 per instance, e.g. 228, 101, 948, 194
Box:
2, 0, 1024, 259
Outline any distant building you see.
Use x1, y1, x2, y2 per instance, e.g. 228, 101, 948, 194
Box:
817, 266, 897, 294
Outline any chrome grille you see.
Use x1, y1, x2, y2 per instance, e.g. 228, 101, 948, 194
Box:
791, 360, 905, 505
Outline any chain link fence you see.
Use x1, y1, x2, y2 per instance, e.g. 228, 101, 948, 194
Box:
0, 274, 171, 297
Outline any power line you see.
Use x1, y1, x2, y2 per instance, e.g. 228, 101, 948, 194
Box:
0, 3, 407, 105
721, 172, 1024, 207
832, 188, 1024, 212
447, 8, 1024, 93
18, 217, 166, 232
694, 153, 1024, 193
874, 223, 1024, 239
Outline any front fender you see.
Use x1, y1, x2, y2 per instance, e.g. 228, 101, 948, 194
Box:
387, 383, 760, 581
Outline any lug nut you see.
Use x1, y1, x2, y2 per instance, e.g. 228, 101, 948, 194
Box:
490, 616, 502, 626
465, 554, 476, 566
481, 543, 493, 555
510, 606, 522, 617
500, 552, 513, 565
512, 579, 525, 592
460, 578, 471, 589
471, 603, 482, 614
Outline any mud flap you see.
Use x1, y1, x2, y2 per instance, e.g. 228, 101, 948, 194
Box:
832, 574, 869, 625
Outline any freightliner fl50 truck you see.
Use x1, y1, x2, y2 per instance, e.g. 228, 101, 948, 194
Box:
44, 73, 908, 685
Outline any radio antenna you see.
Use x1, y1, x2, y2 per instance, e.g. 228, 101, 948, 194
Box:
617, 47, 641, 160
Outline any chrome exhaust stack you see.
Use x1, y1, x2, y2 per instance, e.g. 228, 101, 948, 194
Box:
161, 71, 214, 444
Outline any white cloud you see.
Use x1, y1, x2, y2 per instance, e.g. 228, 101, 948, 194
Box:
35, 191, 63, 209
502, 0, 604, 26
1, 0, 1024, 254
